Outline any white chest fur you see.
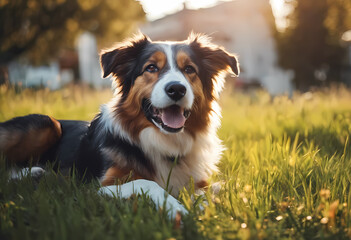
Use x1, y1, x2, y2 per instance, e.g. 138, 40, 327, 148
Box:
139, 127, 222, 196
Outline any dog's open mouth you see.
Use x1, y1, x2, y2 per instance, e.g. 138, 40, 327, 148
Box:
142, 99, 191, 133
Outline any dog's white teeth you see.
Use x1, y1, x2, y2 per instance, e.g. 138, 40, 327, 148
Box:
154, 108, 161, 115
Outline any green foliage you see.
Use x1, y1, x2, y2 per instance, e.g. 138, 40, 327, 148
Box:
1, 86, 351, 239
277, 0, 351, 90
0, 0, 145, 64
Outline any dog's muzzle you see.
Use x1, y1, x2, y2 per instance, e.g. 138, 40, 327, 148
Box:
142, 99, 191, 133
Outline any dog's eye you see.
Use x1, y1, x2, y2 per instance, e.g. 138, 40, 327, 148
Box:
145, 64, 159, 73
184, 65, 196, 74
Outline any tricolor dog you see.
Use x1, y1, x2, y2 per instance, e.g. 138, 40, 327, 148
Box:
0, 33, 239, 216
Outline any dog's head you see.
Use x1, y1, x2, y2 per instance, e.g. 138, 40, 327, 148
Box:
100, 33, 239, 139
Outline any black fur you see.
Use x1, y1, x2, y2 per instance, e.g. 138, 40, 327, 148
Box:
0, 114, 56, 133
100, 35, 151, 100
41, 120, 89, 171
0, 114, 153, 181
72, 115, 154, 181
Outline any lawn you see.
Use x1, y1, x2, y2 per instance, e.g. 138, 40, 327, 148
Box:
1, 85, 351, 239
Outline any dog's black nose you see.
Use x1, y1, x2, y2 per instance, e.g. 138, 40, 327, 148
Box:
165, 82, 186, 101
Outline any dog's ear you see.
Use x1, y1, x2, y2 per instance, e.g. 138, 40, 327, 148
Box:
100, 34, 151, 95
100, 34, 150, 78
188, 33, 239, 98
188, 33, 239, 76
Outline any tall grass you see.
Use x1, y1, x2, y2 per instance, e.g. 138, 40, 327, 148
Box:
0, 85, 112, 121
0, 85, 350, 239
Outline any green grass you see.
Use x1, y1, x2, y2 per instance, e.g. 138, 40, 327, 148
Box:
1, 85, 351, 239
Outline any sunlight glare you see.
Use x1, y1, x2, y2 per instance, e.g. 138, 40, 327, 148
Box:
270, 0, 291, 31
139, 0, 290, 30
138, 0, 231, 21
342, 30, 351, 42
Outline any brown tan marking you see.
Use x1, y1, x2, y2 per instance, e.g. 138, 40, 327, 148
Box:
196, 180, 209, 189
176, 51, 199, 79
176, 51, 213, 136
143, 51, 167, 76
115, 51, 167, 140
49, 116, 62, 138
3, 117, 62, 163
101, 164, 144, 186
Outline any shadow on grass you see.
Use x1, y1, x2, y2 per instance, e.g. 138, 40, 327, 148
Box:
284, 125, 350, 157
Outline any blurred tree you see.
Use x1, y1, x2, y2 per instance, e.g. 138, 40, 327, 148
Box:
0, 0, 145, 65
277, 0, 351, 90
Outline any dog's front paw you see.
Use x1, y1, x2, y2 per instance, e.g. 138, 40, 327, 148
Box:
210, 181, 223, 195
99, 179, 188, 218
10, 167, 45, 180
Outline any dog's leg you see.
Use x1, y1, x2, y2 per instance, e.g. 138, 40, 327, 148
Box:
195, 179, 223, 194
99, 179, 188, 218
0, 114, 62, 164
100, 165, 143, 186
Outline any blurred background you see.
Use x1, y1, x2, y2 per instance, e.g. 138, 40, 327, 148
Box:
0, 0, 350, 95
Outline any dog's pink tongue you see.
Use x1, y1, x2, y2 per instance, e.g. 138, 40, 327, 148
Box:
161, 105, 186, 129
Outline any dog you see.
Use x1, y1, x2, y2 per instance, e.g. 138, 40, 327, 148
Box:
0, 33, 239, 217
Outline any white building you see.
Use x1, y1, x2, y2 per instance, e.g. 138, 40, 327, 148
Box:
8, 32, 110, 90
8, 61, 73, 90
77, 32, 110, 89
141, 0, 294, 95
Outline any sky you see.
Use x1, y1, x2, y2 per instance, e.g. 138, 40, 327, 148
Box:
138, 0, 290, 30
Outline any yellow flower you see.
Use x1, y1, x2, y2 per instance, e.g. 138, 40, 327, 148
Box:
319, 189, 331, 199
320, 217, 328, 224
244, 184, 252, 193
